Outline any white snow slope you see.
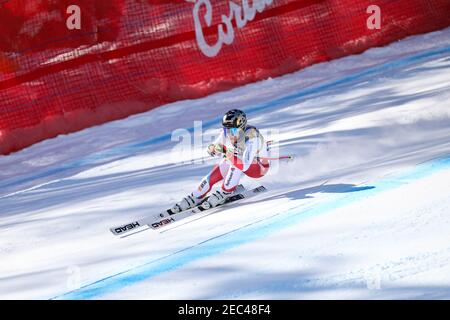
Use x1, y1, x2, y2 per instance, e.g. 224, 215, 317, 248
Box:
1, 28, 450, 300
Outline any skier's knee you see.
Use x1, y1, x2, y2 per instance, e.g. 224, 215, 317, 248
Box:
221, 184, 237, 193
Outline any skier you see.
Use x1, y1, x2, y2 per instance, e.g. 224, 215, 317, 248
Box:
170, 109, 270, 213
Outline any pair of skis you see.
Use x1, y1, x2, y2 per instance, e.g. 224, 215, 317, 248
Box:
110, 185, 267, 237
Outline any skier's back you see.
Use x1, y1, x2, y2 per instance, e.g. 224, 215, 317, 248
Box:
170, 109, 270, 213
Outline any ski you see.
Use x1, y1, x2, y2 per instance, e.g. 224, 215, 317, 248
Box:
109, 185, 266, 236
149, 185, 267, 231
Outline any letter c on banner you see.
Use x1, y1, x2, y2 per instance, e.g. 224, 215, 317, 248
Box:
193, 0, 223, 57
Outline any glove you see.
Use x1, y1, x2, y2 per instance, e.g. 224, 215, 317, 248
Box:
224, 147, 235, 161
207, 143, 226, 157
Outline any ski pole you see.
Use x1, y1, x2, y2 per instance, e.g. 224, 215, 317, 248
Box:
260, 155, 294, 161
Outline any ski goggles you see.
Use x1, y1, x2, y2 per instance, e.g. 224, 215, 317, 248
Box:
224, 127, 241, 137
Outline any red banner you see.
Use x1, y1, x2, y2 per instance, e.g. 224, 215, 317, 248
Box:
1, 0, 449, 155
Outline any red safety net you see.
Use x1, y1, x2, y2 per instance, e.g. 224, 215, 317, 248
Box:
1, 0, 449, 155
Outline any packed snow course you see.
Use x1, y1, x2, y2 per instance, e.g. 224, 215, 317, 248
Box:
1, 27, 450, 299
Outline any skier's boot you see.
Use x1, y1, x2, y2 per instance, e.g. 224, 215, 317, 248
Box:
202, 189, 233, 209
169, 194, 203, 214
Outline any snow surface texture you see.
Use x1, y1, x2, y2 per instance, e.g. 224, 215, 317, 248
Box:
1, 27, 450, 300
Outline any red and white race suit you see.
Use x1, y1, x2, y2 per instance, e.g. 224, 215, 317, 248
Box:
192, 125, 270, 198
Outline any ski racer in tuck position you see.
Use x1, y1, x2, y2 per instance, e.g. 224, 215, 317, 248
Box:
170, 109, 271, 212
